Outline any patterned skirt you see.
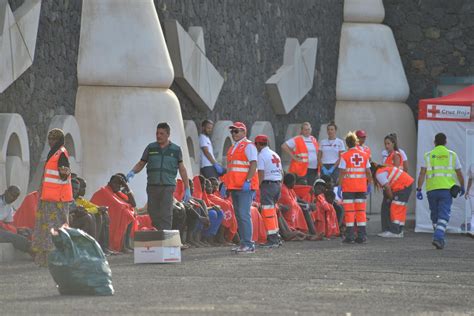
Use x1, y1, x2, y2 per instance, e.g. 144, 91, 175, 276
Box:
32, 201, 69, 267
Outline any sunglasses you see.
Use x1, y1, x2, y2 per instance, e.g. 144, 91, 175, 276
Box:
230, 129, 242, 134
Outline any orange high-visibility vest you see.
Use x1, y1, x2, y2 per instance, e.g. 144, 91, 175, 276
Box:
385, 150, 403, 169
377, 166, 413, 192
224, 139, 259, 190
41, 146, 73, 202
341, 148, 369, 192
288, 135, 319, 177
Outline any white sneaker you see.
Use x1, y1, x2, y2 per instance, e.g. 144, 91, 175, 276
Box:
381, 231, 403, 238
399, 231, 404, 238
377, 231, 389, 237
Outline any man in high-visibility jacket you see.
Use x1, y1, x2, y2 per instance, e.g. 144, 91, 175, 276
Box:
255, 134, 283, 248
338, 132, 372, 244
222, 122, 259, 254
281, 122, 319, 186
417, 133, 465, 249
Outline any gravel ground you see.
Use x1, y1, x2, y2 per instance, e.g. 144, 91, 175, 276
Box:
1, 231, 473, 315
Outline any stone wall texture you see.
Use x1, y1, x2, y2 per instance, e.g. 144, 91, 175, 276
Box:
0, 0, 82, 176
155, 0, 344, 147
384, 0, 474, 114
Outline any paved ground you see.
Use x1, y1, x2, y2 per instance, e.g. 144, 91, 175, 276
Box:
1, 231, 473, 315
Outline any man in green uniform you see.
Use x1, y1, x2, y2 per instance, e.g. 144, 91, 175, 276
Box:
127, 122, 191, 230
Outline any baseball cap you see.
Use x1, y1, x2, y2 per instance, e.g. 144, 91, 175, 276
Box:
313, 178, 326, 186
254, 134, 268, 143
356, 130, 367, 138
229, 122, 247, 131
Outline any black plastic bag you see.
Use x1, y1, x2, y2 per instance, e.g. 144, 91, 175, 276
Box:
48, 227, 114, 296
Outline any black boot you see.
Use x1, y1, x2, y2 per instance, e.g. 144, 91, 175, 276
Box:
342, 226, 355, 244
355, 226, 367, 244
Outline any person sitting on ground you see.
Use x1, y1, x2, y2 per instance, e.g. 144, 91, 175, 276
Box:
69, 178, 97, 238
90, 175, 136, 253
0, 186, 34, 257
320, 174, 344, 228
183, 182, 211, 248
114, 173, 137, 207
312, 180, 340, 238
278, 173, 320, 240
190, 178, 223, 246
204, 178, 236, 245
74, 177, 115, 255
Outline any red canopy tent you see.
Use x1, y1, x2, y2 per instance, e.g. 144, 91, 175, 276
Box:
416, 85, 474, 233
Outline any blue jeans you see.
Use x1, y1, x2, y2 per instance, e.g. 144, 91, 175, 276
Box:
231, 190, 254, 248
202, 208, 224, 237
427, 189, 452, 244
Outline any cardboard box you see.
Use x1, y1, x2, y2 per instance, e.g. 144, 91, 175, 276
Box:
134, 230, 182, 264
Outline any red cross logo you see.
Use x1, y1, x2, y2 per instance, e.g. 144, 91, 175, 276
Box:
351, 153, 363, 167
427, 105, 440, 118
224, 211, 232, 221
271, 154, 281, 167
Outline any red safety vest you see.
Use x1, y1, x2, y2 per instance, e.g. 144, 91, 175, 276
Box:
288, 135, 319, 177
356, 145, 371, 160
377, 166, 413, 192
223, 139, 259, 190
41, 146, 73, 202
341, 148, 369, 192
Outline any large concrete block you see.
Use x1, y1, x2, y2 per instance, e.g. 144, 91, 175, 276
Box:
0, 114, 30, 208
0, 0, 41, 93
75, 86, 192, 206
249, 121, 276, 150
210, 120, 233, 167
266, 38, 318, 114
336, 23, 409, 102
29, 115, 83, 193
184, 120, 200, 176
77, 0, 173, 88
164, 20, 224, 111
334, 101, 417, 215
344, 0, 385, 23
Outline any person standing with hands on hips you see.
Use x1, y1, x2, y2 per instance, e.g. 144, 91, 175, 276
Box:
221, 122, 259, 254
126, 122, 191, 230
199, 120, 225, 179
416, 133, 465, 249
318, 121, 345, 185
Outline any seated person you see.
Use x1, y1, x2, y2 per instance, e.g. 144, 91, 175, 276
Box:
187, 179, 223, 246
278, 173, 309, 234
312, 180, 340, 238
90, 175, 136, 253
0, 186, 34, 256
70, 178, 97, 238
206, 178, 238, 244
74, 177, 114, 255
320, 174, 344, 227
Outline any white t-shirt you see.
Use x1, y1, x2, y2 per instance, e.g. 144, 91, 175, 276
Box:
231, 138, 258, 161
338, 152, 371, 169
285, 136, 318, 168
320, 138, 345, 164
382, 148, 408, 162
199, 134, 215, 168
257, 147, 283, 181
0, 196, 14, 222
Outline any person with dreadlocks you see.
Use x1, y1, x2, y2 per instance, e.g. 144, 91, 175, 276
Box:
371, 162, 414, 238
32, 128, 73, 266
338, 131, 372, 244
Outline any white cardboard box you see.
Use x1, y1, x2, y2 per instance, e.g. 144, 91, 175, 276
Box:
134, 245, 181, 264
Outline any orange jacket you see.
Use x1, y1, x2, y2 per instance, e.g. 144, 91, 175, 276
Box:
377, 166, 413, 192
385, 150, 403, 169
288, 135, 319, 177
340, 148, 369, 192
41, 146, 73, 202
356, 145, 371, 160
223, 139, 259, 190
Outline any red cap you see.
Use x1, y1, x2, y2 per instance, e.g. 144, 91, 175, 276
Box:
254, 134, 268, 143
229, 122, 247, 131
356, 130, 367, 138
